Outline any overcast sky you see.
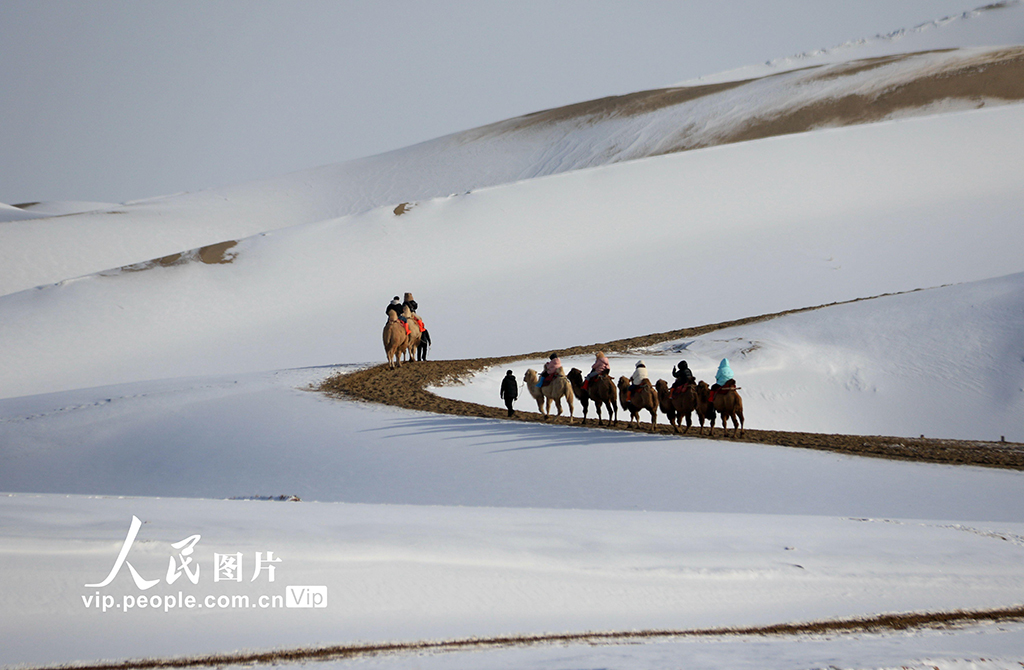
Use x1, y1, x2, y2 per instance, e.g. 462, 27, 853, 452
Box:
0, 0, 989, 204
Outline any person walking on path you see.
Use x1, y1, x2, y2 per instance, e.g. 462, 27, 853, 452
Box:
417, 329, 431, 361
500, 370, 519, 417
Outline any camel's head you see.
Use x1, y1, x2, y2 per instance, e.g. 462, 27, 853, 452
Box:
655, 379, 669, 393
387, 311, 398, 322
617, 376, 630, 390
523, 369, 537, 384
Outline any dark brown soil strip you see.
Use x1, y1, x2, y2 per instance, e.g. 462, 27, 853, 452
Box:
319, 296, 1024, 470
28, 606, 1024, 670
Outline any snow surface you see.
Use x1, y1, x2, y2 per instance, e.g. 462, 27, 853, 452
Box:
2, 369, 1024, 667
3, 4, 1024, 669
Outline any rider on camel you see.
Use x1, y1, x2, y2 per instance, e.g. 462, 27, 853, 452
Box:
715, 358, 735, 387
583, 351, 610, 390
710, 358, 736, 401
538, 353, 562, 387
626, 360, 649, 403
671, 360, 696, 391
385, 296, 403, 319
402, 292, 418, 314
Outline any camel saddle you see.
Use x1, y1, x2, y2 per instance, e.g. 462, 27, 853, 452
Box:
709, 379, 737, 403
582, 369, 610, 391
671, 382, 692, 397
626, 378, 651, 403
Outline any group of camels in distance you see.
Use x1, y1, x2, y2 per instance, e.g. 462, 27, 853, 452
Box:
383, 312, 743, 437
524, 365, 745, 438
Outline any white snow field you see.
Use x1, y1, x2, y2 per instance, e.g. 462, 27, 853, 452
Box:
3, 3, 1024, 670
2, 368, 1024, 668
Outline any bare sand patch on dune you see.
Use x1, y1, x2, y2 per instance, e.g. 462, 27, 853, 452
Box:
724, 47, 1024, 146
113, 240, 239, 274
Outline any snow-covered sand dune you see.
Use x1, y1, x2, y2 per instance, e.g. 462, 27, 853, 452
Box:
2, 103, 1022, 403
2, 41, 1023, 295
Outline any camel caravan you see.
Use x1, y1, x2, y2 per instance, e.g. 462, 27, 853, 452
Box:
521, 353, 745, 437
382, 293, 427, 369
379, 296, 743, 436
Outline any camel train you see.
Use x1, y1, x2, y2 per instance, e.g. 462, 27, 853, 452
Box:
380, 299, 744, 436
521, 358, 743, 437
516, 354, 741, 438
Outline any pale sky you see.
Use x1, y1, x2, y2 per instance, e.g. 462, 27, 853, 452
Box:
0, 0, 989, 204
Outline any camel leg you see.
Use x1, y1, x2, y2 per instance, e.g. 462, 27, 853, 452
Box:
736, 408, 745, 438
650, 409, 657, 433
544, 397, 552, 421
567, 395, 574, 425
683, 411, 692, 434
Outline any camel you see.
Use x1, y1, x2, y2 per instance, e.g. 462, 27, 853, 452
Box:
694, 381, 716, 435
382, 311, 408, 370
617, 376, 658, 432
654, 379, 676, 428
523, 368, 575, 424
566, 368, 617, 426
656, 379, 700, 434
696, 381, 744, 437
400, 306, 422, 363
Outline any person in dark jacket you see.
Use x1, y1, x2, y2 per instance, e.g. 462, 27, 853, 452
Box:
385, 296, 402, 319
417, 329, 431, 361
403, 292, 418, 314
500, 370, 519, 417
671, 360, 696, 390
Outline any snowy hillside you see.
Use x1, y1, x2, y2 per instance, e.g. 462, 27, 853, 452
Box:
2, 13, 1024, 295
3, 3, 1024, 670
434, 272, 1024, 442
2, 103, 1023, 403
